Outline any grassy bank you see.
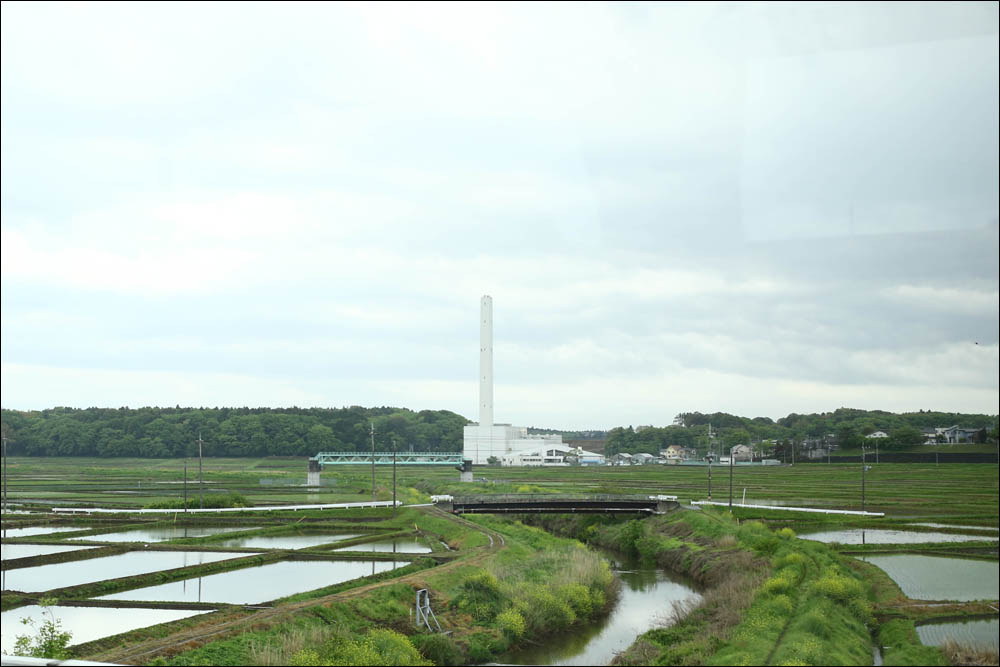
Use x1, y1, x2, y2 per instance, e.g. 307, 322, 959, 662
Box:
126, 510, 617, 666
521, 509, 879, 666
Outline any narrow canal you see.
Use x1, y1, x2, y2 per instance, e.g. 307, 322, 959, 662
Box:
504, 552, 701, 666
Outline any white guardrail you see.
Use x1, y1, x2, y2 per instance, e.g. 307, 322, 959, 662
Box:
51, 501, 402, 515
1, 656, 120, 666
691, 501, 884, 516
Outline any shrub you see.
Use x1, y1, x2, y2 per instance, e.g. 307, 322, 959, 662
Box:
772, 552, 806, 570
761, 567, 799, 597
465, 632, 498, 663
558, 583, 595, 619
451, 571, 505, 622
411, 633, 461, 666
619, 519, 647, 558
811, 570, 865, 604
12, 598, 72, 660
777, 527, 797, 539
515, 583, 575, 633
497, 608, 526, 640
292, 628, 430, 666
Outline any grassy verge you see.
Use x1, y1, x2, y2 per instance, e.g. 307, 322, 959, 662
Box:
522, 509, 877, 666
144, 510, 617, 666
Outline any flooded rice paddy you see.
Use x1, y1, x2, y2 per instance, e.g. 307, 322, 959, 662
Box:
2, 543, 97, 560
0, 605, 208, 654
907, 522, 998, 530
96, 558, 411, 604
214, 533, 362, 549
2, 526, 88, 538
916, 618, 999, 649
67, 526, 260, 543
505, 558, 701, 665
333, 537, 432, 553
859, 554, 1000, 601
799, 529, 992, 544
2, 550, 244, 592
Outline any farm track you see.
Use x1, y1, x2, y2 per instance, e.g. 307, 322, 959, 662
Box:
88, 507, 505, 665
762, 549, 821, 666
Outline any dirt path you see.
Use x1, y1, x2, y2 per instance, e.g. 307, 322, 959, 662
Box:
88, 508, 505, 665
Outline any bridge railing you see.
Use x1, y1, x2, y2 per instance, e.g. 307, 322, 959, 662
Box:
450, 493, 665, 504
315, 451, 464, 465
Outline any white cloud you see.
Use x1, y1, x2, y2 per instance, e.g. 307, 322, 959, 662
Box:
2, 3, 997, 422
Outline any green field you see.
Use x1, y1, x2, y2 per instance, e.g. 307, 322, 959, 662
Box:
3, 457, 998, 523
2, 457, 997, 665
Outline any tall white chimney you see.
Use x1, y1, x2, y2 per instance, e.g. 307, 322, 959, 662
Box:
479, 295, 493, 433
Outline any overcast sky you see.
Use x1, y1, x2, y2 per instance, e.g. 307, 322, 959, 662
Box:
2, 2, 998, 429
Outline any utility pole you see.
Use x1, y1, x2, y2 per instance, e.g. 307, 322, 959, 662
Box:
392, 438, 397, 518
861, 445, 867, 513
370, 422, 376, 503
707, 456, 712, 500
2, 434, 8, 512
183, 459, 188, 513
197, 431, 205, 510
728, 447, 734, 510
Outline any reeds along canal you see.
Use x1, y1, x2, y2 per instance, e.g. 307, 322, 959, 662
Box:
503, 551, 702, 666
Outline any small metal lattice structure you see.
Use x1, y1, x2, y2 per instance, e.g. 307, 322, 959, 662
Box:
414, 588, 441, 633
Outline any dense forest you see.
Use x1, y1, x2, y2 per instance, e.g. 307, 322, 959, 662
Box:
0, 406, 995, 459
603, 408, 998, 457
0, 406, 469, 458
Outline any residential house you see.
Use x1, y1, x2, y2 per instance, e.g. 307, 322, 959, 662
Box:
610, 452, 633, 466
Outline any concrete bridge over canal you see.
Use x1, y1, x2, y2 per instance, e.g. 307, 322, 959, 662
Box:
433, 494, 679, 515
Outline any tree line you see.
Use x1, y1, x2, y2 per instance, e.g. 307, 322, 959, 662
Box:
604, 408, 998, 457
2, 405, 995, 459
0, 406, 469, 458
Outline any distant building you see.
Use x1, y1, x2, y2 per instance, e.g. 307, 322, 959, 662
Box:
923, 426, 987, 445
730, 444, 753, 461
866, 431, 889, 439
501, 444, 604, 467
611, 452, 633, 466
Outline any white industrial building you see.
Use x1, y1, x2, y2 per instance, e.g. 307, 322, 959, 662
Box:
501, 444, 605, 467
462, 295, 577, 466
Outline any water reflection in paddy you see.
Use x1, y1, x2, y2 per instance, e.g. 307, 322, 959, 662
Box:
2, 543, 96, 561
859, 555, 999, 601
916, 618, 999, 649
2, 526, 86, 538
0, 605, 208, 654
215, 534, 362, 549
907, 522, 999, 532
334, 537, 432, 553
2, 551, 242, 592
505, 559, 701, 666
800, 529, 991, 544
96, 559, 411, 604
67, 526, 260, 543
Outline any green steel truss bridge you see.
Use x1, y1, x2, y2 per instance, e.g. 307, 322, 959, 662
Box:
313, 451, 464, 465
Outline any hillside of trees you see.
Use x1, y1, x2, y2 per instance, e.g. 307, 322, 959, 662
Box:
1, 406, 995, 459
0, 406, 469, 458
604, 408, 998, 457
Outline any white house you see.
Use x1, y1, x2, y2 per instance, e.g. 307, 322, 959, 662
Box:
866, 431, 889, 439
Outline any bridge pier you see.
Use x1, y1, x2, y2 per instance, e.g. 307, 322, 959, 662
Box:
307, 457, 321, 487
